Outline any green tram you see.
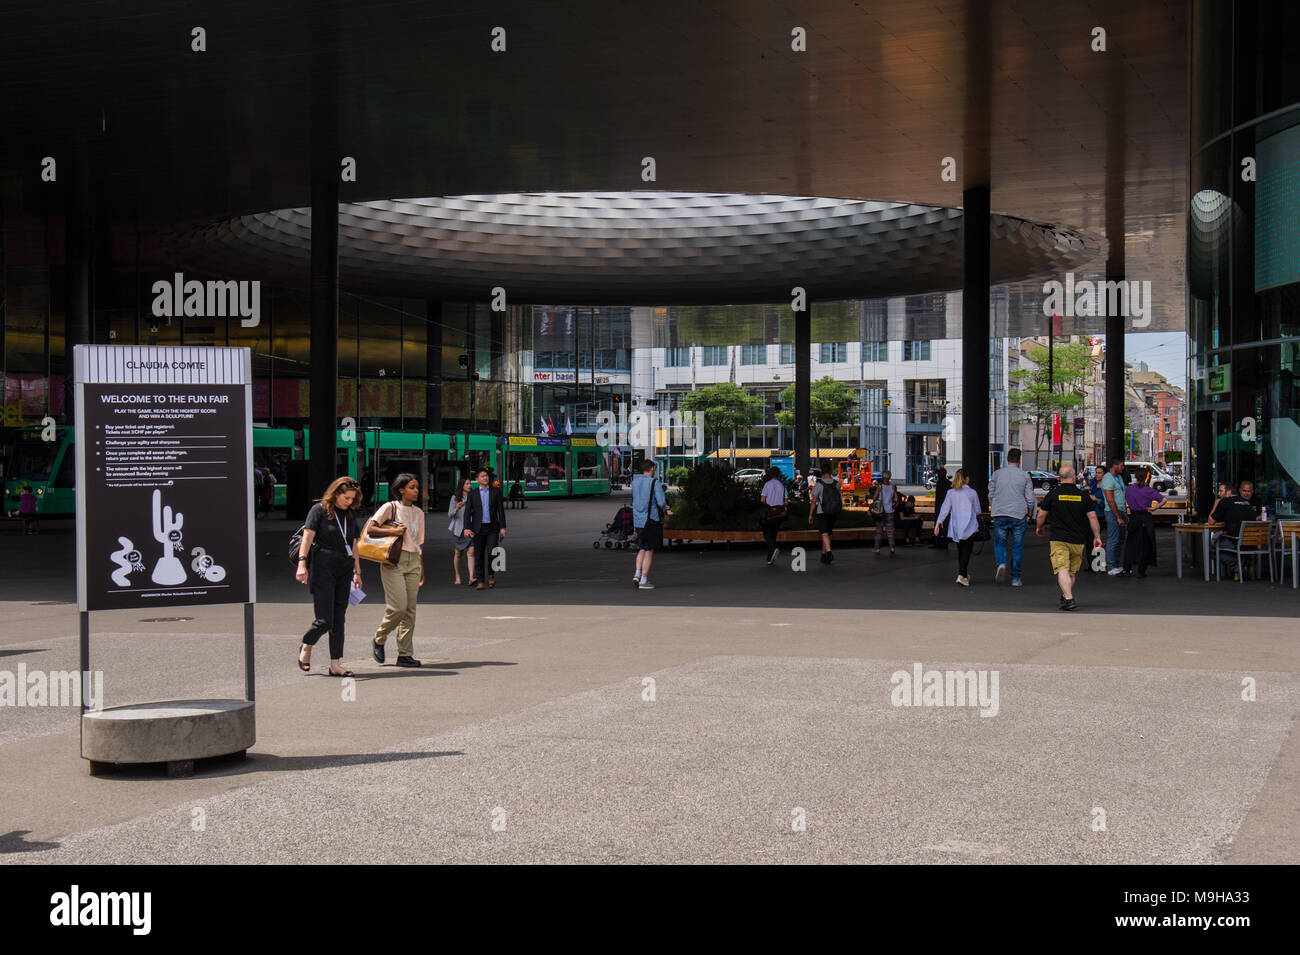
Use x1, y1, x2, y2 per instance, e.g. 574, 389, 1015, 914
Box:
499, 435, 612, 499
4, 423, 519, 517
2, 424, 76, 516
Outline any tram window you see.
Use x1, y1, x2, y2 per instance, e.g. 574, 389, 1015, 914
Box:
53, 444, 77, 487
574, 450, 599, 479
10, 443, 54, 482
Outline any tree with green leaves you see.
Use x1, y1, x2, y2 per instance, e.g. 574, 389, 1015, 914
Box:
776, 376, 857, 460
1009, 343, 1093, 466
679, 382, 763, 466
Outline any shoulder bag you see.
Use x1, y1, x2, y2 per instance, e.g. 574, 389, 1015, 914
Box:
358, 501, 403, 566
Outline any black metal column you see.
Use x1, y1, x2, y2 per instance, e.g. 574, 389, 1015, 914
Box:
794, 303, 810, 474
308, 69, 339, 498
962, 186, 991, 507
1105, 314, 1125, 463
1104, 65, 1127, 464
425, 300, 443, 432
64, 162, 91, 424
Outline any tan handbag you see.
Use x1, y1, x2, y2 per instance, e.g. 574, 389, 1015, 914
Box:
358, 502, 403, 566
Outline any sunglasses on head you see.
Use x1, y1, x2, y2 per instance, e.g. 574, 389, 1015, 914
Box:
341, 480, 359, 489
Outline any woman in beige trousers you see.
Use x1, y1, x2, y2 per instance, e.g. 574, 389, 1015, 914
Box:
363, 473, 425, 668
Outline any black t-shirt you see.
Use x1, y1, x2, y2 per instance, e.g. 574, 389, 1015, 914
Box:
305, 503, 361, 559
1217, 496, 1261, 534
1040, 484, 1096, 545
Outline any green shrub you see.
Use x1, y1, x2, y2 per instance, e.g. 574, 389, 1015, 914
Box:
666, 466, 690, 486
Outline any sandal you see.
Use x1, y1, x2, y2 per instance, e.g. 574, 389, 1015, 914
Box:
326, 667, 354, 678
298, 645, 311, 672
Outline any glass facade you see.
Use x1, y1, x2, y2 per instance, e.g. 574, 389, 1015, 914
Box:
1188, 0, 1300, 518
0, 211, 534, 439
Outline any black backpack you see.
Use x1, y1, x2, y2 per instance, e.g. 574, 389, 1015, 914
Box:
819, 478, 842, 515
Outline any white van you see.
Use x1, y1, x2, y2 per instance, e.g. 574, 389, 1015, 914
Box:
1123, 461, 1178, 493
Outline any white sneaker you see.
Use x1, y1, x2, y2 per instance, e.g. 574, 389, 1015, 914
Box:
995, 563, 1008, 585
1010, 579, 1023, 588
956, 575, 970, 587
1107, 568, 1122, 576
639, 580, 655, 590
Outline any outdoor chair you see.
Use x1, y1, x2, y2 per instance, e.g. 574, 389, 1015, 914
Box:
1272, 520, 1300, 587
1214, 520, 1273, 583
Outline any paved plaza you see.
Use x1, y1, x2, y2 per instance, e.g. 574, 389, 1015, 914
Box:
1, 496, 1297, 864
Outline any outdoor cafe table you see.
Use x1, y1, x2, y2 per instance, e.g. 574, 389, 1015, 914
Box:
1173, 523, 1215, 582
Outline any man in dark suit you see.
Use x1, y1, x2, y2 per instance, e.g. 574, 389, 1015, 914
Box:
463, 466, 507, 589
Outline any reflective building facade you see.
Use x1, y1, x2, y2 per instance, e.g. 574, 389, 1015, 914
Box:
1189, 0, 1300, 517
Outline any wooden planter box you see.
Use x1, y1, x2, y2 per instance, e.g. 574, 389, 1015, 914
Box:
664, 527, 881, 544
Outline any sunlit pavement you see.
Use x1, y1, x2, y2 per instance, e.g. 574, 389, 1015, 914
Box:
1, 499, 1296, 863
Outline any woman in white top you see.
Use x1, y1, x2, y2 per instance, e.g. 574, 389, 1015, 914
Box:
759, 467, 788, 565
935, 467, 982, 586
869, 469, 897, 555
364, 473, 425, 667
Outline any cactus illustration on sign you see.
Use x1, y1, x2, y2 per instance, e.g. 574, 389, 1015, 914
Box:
150, 489, 187, 585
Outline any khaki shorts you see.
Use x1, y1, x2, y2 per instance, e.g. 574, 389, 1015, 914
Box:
1049, 540, 1084, 574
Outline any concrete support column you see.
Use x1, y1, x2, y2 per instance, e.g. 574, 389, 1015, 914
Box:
794, 304, 810, 474
962, 186, 991, 507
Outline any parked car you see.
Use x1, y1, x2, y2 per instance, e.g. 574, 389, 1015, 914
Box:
1123, 461, 1178, 492
1027, 469, 1059, 492
732, 468, 767, 485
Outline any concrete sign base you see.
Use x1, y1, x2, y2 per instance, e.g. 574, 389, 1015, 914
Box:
82, 700, 255, 777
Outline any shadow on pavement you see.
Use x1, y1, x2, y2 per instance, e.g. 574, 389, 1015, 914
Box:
0, 829, 62, 854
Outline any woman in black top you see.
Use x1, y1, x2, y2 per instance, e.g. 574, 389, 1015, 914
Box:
296, 476, 364, 677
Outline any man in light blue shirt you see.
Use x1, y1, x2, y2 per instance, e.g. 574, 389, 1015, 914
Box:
1100, 457, 1128, 575
631, 460, 672, 589
988, 448, 1036, 586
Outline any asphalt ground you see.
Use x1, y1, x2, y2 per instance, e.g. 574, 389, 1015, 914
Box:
1, 495, 1297, 863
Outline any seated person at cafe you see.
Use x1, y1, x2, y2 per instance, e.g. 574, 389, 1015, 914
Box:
895, 492, 923, 545
1210, 479, 1263, 577
1212, 479, 1262, 536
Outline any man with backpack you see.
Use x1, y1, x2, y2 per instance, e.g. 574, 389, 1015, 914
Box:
807, 467, 842, 564
631, 459, 672, 590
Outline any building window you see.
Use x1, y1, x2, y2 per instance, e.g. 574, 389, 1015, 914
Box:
905, 379, 946, 424
862, 340, 888, 362
702, 345, 728, 366
666, 347, 690, 367
819, 342, 848, 363
740, 344, 767, 365
903, 340, 932, 361
779, 343, 795, 364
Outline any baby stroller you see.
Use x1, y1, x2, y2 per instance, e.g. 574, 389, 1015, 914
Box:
595, 505, 636, 549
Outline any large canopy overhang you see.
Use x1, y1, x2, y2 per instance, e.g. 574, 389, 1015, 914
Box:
0, 0, 1186, 324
